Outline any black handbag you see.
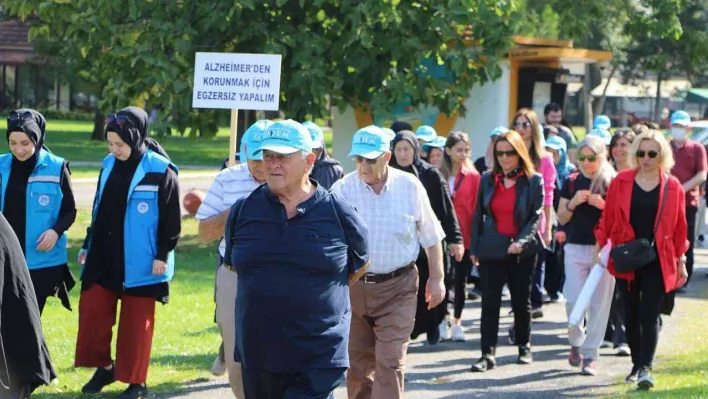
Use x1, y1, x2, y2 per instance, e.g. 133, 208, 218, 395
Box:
610, 175, 669, 273
475, 232, 513, 262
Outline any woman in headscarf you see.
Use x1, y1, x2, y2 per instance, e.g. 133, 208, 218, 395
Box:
1, 109, 77, 314
390, 130, 464, 344
302, 121, 344, 189
0, 212, 56, 398
74, 106, 181, 399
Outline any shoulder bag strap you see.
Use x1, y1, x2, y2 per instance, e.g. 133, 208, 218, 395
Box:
651, 173, 671, 246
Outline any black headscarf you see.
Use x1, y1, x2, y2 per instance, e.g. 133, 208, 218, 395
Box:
105, 106, 170, 161
389, 130, 430, 179
390, 121, 413, 134
6, 109, 49, 164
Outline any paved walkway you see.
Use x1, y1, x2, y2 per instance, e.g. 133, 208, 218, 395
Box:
157, 261, 707, 398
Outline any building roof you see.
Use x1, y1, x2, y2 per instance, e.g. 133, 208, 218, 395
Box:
0, 19, 35, 64
567, 77, 691, 99
0, 19, 31, 48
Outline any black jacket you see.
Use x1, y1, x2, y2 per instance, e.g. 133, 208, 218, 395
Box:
0, 212, 56, 393
470, 172, 544, 258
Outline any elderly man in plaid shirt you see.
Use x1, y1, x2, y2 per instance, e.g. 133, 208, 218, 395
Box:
332, 125, 446, 399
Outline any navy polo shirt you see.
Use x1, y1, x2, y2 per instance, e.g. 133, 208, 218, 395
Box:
226, 182, 369, 373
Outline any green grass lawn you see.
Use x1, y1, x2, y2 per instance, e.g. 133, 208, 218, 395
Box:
613, 287, 708, 398
0, 120, 334, 170
34, 209, 222, 398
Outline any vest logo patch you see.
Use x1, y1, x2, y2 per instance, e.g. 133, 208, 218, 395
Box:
137, 201, 150, 214
37, 194, 50, 207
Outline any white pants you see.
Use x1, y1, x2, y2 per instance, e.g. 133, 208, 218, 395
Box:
563, 244, 615, 359
216, 265, 244, 399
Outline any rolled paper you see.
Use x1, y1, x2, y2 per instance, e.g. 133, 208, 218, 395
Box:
568, 263, 607, 327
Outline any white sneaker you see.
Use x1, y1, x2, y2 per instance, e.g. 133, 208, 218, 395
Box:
450, 324, 466, 341
439, 320, 450, 341
210, 356, 226, 376
600, 340, 614, 349
616, 344, 631, 357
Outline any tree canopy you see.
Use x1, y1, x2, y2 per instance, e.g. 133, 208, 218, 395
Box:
5, 0, 518, 137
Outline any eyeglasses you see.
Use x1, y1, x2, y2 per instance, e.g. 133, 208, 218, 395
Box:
105, 113, 133, 127
352, 155, 380, 164
495, 150, 517, 158
636, 150, 659, 159
577, 154, 597, 162
513, 122, 531, 129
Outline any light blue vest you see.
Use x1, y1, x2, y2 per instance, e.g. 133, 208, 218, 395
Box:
90, 150, 177, 288
0, 149, 68, 269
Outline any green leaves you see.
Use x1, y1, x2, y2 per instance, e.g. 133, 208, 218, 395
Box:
4, 0, 517, 134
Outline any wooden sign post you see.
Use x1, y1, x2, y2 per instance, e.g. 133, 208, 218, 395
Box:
229, 108, 239, 166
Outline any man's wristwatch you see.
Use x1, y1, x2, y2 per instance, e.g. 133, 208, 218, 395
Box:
680, 255, 687, 263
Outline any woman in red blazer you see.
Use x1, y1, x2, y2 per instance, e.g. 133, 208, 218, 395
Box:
595, 129, 689, 390
440, 131, 481, 342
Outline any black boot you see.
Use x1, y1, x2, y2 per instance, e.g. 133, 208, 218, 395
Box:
116, 384, 148, 399
81, 366, 116, 394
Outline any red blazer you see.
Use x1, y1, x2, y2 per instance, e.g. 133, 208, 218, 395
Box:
595, 169, 689, 292
452, 165, 481, 250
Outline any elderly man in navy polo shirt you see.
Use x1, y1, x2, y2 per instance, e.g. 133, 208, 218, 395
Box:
224, 119, 370, 399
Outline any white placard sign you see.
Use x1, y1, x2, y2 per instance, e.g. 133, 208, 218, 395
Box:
192, 52, 282, 111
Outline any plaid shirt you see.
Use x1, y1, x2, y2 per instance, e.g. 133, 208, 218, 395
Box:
332, 167, 445, 274
196, 163, 261, 256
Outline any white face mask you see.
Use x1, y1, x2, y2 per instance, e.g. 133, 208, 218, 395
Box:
671, 127, 687, 141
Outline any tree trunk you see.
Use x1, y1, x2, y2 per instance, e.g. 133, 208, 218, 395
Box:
593, 65, 617, 116
91, 109, 104, 140
583, 63, 593, 133
654, 71, 663, 123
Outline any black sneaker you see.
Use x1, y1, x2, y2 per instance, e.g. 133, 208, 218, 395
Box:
517, 345, 533, 364
637, 368, 655, 390
116, 384, 148, 399
625, 366, 640, 384
81, 366, 116, 394
470, 355, 496, 372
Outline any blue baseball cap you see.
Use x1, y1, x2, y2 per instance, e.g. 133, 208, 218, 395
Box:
593, 115, 612, 130
587, 128, 612, 146
544, 135, 567, 152
252, 119, 313, 156
415, 125, 437, 143
348, 125, 390, 159
422, 136, 447, 153
240, 120, 272, 161
302, 121, 324, 149
490, 126, 509, 138
670, 110, 691, 126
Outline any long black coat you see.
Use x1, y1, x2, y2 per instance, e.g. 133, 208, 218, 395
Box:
0, 212, 55, 395
390, 131, 463, 339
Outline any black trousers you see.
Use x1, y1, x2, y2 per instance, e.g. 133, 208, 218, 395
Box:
453, 251, 474, 319
479, 254, 536, 355
544, 243, 565, 298
616, 261, 665, 370
685, 206, 697, 285
242, 366, 345, 399
604, 285, 628, 346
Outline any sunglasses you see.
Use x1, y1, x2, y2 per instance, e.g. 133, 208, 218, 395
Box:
513, 121, 531, 129
352, 155, 380, 164
495, 150, 518, 158
105, 113, 133, 127
636, 150, 659, 159
577, 154, 597, 162
8, 111, 34, 123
